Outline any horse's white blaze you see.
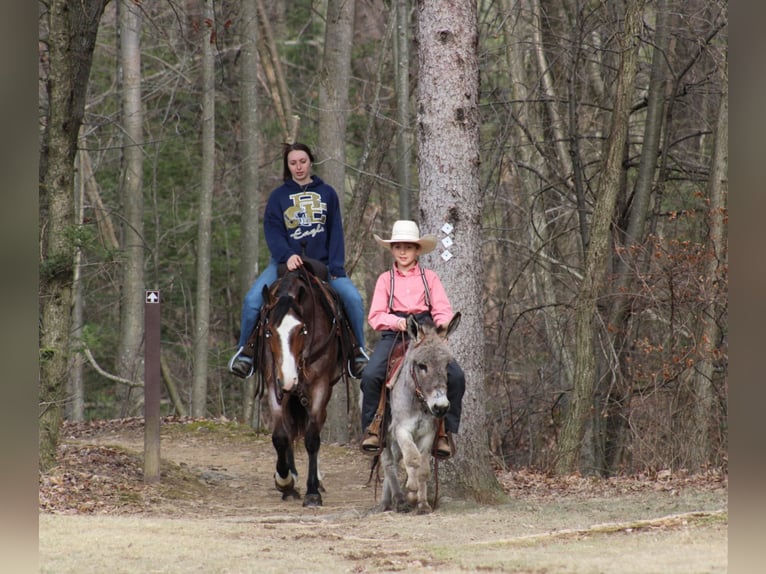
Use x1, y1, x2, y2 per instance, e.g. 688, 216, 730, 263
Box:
276, 314, 301, 391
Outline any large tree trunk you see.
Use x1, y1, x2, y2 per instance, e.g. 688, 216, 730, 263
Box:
191, 0, 216, 417
416, 0, 503, 502
238, 0, 260, 426
317, 0, 357, 445
554, 0, 644, 475
39, 0, 108, 471
116, 0, 146, 416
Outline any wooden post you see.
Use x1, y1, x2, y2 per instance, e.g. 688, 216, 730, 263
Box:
144, 290, 161, 483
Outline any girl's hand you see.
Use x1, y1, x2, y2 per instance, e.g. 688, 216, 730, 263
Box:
287, 254, 303, 271
397, 318, 407, 331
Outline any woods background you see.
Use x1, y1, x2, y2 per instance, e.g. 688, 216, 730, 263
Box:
38, 0, 728, 480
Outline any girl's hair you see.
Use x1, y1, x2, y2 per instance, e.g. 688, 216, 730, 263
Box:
282, 142, 314, 181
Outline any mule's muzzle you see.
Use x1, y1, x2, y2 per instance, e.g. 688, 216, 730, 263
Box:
427, 390, 450, 418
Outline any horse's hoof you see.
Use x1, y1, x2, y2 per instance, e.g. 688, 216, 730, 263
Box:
280, 489, 301, 501
303, 493, 322, 507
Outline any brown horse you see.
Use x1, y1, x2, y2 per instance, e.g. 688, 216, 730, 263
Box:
256, 267, 346, 507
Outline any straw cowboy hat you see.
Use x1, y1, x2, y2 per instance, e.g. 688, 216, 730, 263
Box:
373, 220, 437, 254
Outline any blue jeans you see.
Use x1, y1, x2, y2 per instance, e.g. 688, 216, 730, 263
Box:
237, 260, 366, 350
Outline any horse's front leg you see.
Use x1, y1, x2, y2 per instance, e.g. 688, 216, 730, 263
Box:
302, 423, 322, 507
272, 424, 300, 501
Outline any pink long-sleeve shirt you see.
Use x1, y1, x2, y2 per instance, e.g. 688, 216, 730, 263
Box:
367, 263, 454, 331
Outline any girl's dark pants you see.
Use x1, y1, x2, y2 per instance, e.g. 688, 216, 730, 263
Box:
360, 330, 466, 434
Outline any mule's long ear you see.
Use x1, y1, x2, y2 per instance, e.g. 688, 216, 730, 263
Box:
442, 311, 461, 339
406, 314, 421, 341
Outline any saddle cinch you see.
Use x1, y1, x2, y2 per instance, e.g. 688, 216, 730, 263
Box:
243, 257, 359, 383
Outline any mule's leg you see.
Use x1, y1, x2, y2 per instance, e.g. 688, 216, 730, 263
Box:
380, 442, 406, 512
302, 425, 322, 507
272, 427, 300, 500
415, 448, 433, 514
394, 426, 424, 509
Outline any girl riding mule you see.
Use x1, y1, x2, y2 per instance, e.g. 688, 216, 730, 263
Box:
380, 312, 461, 514
254, 264, 351, 507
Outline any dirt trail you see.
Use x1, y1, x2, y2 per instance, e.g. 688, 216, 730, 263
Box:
39, 419, 728, 573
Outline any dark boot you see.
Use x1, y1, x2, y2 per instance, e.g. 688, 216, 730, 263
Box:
433, 418, 452, 459
361, 385, 387, 455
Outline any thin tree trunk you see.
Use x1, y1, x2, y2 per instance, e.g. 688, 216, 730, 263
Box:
689, 53, 727, 470
117, 0, 146, 416
395, 0, 413, 219
417, 0, 503, 502
555, 0, 644, 476
255, 0, 292, 139
67, 144, 87, 422
191, 0, 216, 417
501, 0, 576, 389
238, 0, 260, 425
318, 0, 357, 445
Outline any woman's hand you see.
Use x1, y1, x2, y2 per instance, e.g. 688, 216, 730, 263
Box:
287, 254, 303, 271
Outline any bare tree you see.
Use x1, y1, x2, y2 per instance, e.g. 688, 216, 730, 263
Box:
555, 0, 645, 475
238, 0, 261, 425
191, 0, 216, 417
116, 0, 146, 415
416, 0, 503, 501
39, 0, 108, 471
317, 0, 357, 444
689, 52, 727, 470
395, 0, 413, 218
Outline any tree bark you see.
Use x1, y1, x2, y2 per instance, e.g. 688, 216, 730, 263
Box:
395, 0, 413, 219
318, 0, 357, 445
416, 0, 503, 502
117, 0, 146, 416
238, 0, 260, 425
39, 0, 107, 471
555, 0, 644, 476
689, 52, 727, 470
191, 0, 216, 417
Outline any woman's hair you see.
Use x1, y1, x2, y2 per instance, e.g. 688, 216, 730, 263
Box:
282, 142, 315, 181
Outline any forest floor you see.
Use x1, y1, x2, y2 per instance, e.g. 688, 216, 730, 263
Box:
39, 417, 728, 573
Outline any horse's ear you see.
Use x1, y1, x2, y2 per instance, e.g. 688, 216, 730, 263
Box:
262, 284, 273, 305
295, 283, 307, 304
443, 311, 461, 339
406, 314, 421, 340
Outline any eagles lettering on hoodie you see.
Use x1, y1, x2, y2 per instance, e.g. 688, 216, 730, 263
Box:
262, 175, 347, 278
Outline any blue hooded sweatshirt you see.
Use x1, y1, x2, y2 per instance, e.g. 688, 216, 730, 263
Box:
262, 175, 347, 278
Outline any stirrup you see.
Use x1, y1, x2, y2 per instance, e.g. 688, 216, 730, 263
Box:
361, 431, 381, 455
348, 347, 369, 379
434, 435, 451, 459
228, 347, 254, 378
